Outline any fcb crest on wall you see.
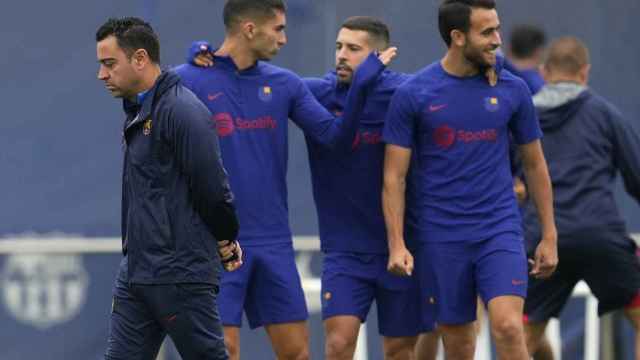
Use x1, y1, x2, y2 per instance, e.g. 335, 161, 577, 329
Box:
258, 86, 273, 102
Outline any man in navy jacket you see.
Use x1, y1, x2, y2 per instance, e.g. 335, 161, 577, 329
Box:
96, 17, 241, 360
522, 36, 640, 358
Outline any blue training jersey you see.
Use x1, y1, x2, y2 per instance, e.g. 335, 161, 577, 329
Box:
383, 61, 542, 243
175, 54, 382, 246
304, 70, 410, 254
503, 59, 545, 95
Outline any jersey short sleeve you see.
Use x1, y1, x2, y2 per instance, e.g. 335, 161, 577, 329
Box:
509, 80, 543, 145
382, 84, 418, 149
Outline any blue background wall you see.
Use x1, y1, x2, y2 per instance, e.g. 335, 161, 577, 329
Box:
0, 0, 638, 236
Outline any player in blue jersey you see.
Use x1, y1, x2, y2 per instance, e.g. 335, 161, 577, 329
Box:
174, 1, 394, 359
505, 24, 547, 96
504, 23, 555, 360
382, 1, 558, 359
191, 15, 438, 360
303, 17, 433, 360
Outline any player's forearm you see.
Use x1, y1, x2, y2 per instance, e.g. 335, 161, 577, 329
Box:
523, 160, 557, 241
383, 175, 408, 251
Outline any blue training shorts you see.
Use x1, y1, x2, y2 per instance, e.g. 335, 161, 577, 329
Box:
321, 252, 434, 337
217, 241, 309, 329
418, 232, 528, 325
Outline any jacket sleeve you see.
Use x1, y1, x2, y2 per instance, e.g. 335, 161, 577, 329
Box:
610, 107, 640, 203
289, 53, 385, 151
167, 91, 239, 241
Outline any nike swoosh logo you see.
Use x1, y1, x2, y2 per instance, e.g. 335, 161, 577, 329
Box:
164, 314, 177, 323
208, 92, 224, 101
429, 104, 448, 112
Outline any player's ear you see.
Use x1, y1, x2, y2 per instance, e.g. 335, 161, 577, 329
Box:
131, 49, 149, 69
579, 64, 591, 85
540, 64, 551, 83
241, 20, 257, 40
450, 29, 466, 48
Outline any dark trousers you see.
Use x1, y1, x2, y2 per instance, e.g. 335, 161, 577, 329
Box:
105, 281, 228, 360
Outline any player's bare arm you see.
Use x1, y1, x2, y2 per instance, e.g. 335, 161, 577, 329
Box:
520, 140, 558, 279
382, 144, 414, 277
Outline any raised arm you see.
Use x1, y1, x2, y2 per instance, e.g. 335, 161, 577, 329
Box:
290, 49, 395, 150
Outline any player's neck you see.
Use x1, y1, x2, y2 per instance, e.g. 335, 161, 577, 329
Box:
216, 37, 258, 71
441, 50, 480, 77
140, 65, 162, 91
128, 65, 162, 101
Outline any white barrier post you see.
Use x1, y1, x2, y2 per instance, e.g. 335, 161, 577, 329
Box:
546, 318, 562, 359
354, 323, 369, 360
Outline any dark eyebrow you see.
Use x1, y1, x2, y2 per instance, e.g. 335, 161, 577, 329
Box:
481, 25, 500, 35
338, 41, 362, 49
483, 23, 501, 33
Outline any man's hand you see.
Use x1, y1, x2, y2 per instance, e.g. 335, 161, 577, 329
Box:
218, 240, 243, 272
530, 235, 558, 279
513, 176, 527, 204
377, 46, 398, 66
194, 50, 214, 67
387, 245, 414, 276
187, 41, 214, 67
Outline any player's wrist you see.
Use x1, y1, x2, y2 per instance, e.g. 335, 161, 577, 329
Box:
387, 239, 407, 252
352, 53, 384, 86
540, 229, 558, 244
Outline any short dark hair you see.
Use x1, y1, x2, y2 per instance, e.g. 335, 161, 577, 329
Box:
509, 24, 546, 59
96, 17, 160, 63
340, 16, 390, 49
223, 0, 287, 30
438, 0, 496, 47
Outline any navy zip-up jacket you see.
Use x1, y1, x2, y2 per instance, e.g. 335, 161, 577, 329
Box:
523, 83, 640, 245
121, 70, 238, 285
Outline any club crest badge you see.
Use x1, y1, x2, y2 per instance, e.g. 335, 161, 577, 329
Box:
143, 118, 152, 135
258, 86, 273, 102
484, 97, 500, 112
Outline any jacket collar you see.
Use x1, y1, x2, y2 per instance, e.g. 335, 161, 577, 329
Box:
123, 70, 180, 132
